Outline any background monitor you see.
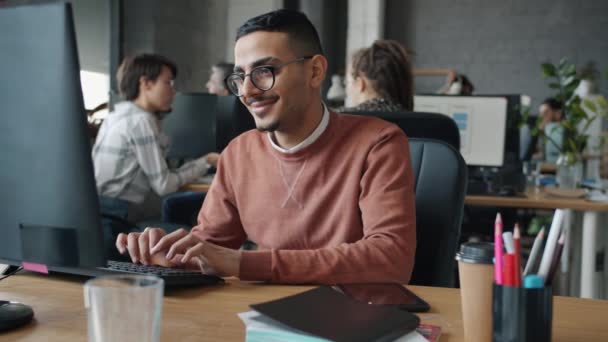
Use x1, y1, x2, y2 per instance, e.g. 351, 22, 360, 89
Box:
477, 94, 523, 165
215, 96, 256, 151
162, 92, 218, 160
162, 94, 255, 164
0, 3, 106, 271
414, 95, 508, 167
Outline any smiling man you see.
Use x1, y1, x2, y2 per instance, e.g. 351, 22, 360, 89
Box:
116, 10, 416, 285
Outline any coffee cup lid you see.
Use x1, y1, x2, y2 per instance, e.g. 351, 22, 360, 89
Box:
455, 242, 494, 264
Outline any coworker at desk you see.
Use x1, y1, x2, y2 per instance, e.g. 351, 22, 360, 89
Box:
538, 97, 564, 163
116, 9, 416, 285
92, 54, 219, 254
523, 97, 564, 163
338, 39, 413, 112
205, 61, 234, 96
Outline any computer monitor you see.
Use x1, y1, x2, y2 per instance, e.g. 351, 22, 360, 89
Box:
0, 3, 106, 272
414, 95, 508, 167
477, 94, 523, 165
162, 92, 218, 159
215, 95, 256, 151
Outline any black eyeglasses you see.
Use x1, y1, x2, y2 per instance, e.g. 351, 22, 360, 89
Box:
224, 56, 313, 97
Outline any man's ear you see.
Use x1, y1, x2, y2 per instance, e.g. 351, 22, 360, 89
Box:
356, 74, 367, 93
310, 55, 328, 88
139, 75, 151, 91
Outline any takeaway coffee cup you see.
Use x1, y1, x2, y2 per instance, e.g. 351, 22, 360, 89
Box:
456, 242, 495, 342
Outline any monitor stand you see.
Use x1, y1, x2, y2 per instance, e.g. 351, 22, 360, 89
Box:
0, 266, 34, 331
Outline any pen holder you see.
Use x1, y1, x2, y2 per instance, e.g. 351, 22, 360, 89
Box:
492, 284, 552, 342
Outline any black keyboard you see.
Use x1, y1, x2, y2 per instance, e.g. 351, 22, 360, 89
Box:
100, 260, 224, 287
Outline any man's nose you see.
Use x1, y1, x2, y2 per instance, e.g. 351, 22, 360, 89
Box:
240, 76, 263, 98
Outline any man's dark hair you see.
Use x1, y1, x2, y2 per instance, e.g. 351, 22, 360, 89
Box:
542, 97, 563, 111
351, 40, 414, 111
213, 62, 235, 86
236, 9, 324, 56
117, 53, 177, 101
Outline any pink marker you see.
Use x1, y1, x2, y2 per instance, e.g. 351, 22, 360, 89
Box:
494, 213, 504, 285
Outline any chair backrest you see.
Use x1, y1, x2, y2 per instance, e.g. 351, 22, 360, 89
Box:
408, 138, 467, 287
348, 111, 460, 150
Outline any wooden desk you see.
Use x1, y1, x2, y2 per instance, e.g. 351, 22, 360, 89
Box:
465, 189, 608, 299
2, 273, 608, 341
465, 189, 608, 211
180, 183, 210, 192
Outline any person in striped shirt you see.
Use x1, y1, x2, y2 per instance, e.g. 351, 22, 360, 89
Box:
92, 54, 218, 255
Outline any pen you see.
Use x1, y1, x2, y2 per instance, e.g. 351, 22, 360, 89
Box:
513, 224, 522, 287
494, 213, 504, 285
523, 227, 545, 276
546, 233, 565, 286
538, 209, 564, 282
503, 254, 515, 287
502, 231, 514, 254
523, 274, 545, 288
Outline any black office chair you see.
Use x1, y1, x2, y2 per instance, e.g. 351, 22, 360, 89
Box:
408, 138, 467, 287
347, 111, 460, 150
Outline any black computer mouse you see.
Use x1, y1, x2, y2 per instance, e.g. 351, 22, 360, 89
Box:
0, 301, 34, 331
498, 187, 516, 197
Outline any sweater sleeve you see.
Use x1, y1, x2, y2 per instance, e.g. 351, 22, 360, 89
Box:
190, 154, 248, 249
239, 125, 416, 284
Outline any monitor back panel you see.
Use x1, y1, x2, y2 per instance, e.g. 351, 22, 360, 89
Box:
162, 93, 218, 159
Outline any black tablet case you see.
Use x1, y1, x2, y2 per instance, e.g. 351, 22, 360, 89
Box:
250, 286, 420, 342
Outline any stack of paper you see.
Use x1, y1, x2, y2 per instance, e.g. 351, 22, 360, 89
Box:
239, 311, 429, 342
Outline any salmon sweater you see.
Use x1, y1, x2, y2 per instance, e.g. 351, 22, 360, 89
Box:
191, 111, 416, 284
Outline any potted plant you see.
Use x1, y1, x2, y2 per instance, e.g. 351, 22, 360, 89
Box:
537, 58, 608, 188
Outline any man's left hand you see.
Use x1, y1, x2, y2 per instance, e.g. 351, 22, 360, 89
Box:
165, 234, 241, 277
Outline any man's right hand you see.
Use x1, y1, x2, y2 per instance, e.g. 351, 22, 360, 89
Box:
116, 227, 188, 267
204, 152, 220, 167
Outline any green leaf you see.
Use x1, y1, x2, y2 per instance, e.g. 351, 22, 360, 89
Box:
583, 98, 598, 113
558, 60, 576, 77
561, 75, 575, 87
561, 120, 574, 131
596, 97, 608, 112
541, 63, 557, 77
565, 81, 580, 94
572, 102, 587, 118
532, 128, 540, 136
568, 139, 580, 153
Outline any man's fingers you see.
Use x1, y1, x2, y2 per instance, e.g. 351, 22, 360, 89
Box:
126, 233, 141, 263
166, 233, 199, 260
148, 228, 165, 252
115, 233, 128, 254
150, 228, 188, 255
181, 242, 205, 264
138, 229, 150, 265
